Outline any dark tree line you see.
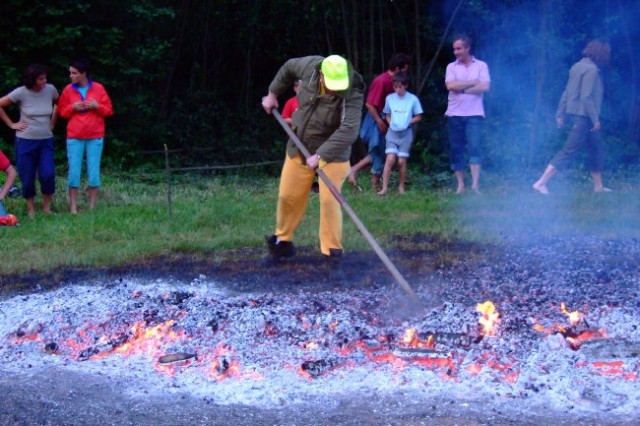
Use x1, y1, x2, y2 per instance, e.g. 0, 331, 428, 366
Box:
0, 0, 639, 173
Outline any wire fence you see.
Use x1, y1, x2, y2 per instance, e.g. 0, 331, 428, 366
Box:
161, 144, 281, 216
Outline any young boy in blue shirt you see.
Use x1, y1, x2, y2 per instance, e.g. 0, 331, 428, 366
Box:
378, 72, 423, 196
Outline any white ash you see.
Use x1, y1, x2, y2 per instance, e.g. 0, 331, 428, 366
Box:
0, 236, 639, 420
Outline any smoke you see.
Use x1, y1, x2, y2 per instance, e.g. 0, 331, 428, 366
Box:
436, 0, 640, 172
433, 0, 640, 239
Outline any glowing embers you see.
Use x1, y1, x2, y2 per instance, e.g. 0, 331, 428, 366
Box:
577, 339, 640, 382
14, 320, 44, 341
204, 343, 246, 381
7, 284, 637, 390
391, 329, 461, 375
68, 317, 253, 380
394, 328, 473, 354
531, 303, 606, 350
465, 352, 520, 384
383, 335, 459, 372
588, 361, 638, 381
73, 319, 186, 361
401, 328, 434, 349
297, 327, 474, 380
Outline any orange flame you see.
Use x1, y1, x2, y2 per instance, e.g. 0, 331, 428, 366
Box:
115, 319, 184, 357
402, 328, 417, 345
560, 303, 582, 326
401, 328, 435, 348
303, 341, 319, 350
477, 301, 499, 336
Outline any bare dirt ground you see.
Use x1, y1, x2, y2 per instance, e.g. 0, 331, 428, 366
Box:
1, 234, 638, 425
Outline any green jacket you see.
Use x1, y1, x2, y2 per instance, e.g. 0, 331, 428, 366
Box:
556, 58, 604, 125
268, 56, 364, 162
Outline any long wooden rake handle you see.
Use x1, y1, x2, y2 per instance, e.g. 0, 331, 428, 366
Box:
272, 109, 420, 304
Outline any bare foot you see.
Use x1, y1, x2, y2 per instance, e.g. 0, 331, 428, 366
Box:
398, 186, 405, 194
532, 181, 549, 195
594, 186, 612, 193
456, 186, 465, 194
377, 189, 387, 196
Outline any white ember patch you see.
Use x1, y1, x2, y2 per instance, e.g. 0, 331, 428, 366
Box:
0, 273, 639, 416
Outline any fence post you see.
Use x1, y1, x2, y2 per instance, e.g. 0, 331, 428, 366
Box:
164, 144, 173, 217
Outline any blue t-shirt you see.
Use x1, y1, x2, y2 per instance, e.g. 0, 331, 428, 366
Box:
383, 91, 423, 132
77, 86, 89, 100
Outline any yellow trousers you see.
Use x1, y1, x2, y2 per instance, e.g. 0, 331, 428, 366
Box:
276, 154, 350, 256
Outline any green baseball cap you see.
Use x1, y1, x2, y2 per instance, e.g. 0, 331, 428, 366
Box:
321, 55, 349, 91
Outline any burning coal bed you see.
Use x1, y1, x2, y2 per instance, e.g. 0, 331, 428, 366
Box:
1, 236, 639, 423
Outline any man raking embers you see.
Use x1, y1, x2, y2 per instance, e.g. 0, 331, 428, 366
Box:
261, 54, 419, 304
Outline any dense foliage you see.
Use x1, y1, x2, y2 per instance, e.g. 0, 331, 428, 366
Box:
0, 0, 638, 173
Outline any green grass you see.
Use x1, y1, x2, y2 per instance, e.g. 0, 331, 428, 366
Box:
1, 167, 639, 275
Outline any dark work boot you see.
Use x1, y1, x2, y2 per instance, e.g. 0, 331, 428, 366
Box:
262, 235, 296, 266
324, 248, 347, 284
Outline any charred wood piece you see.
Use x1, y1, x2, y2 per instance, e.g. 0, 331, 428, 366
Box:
207, 319, 219, 332
44, 342, 59, 354
301, 359, 337, 378
162, 292, 194, 306
405, 331, 475, 351
77, 334, 130, 361
216, 357, 230, 374
558, 324, 605, 350
158, 352, 197, 364
15, 320, 43, 338
426, 331, 475, 349
78, 347, 100, 361
392, 347, 449, 358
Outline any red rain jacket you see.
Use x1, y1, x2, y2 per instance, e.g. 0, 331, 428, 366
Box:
58, 81, 113, 139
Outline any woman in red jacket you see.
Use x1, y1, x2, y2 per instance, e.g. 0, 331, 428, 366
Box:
57, 59, 113, 214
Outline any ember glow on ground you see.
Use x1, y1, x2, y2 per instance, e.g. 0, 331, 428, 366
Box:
1, 236, 639, 424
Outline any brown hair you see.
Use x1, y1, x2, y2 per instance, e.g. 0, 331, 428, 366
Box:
392, 71, 409, 85
582, 39, 611, 67
452, 34, 472, 50
70, 59, 91, 79
23, 64, 48, 89
387, 53, 411, 72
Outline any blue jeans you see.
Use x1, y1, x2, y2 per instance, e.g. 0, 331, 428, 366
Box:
447, 116, 484, 171
67, 138, 104, 188
359, 113, 386, 176
550, 115, 604, 172
14, 136, 55, 198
